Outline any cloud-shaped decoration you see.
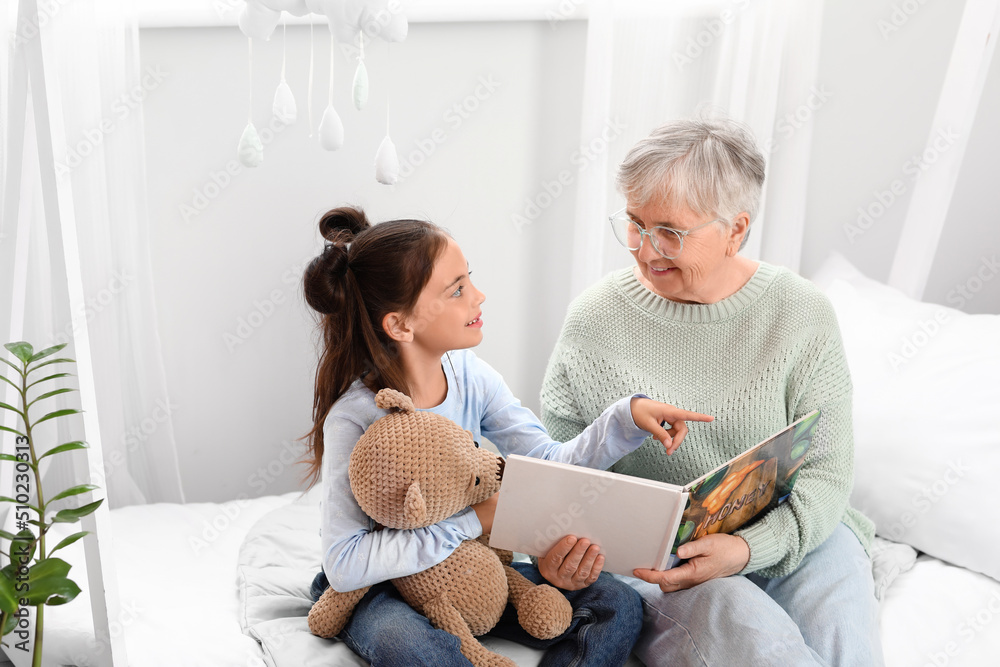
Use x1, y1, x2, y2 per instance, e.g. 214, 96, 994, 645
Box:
238, 1, 281, 41
273, 80, 297, 124
319, 105, 345, 150
375, 135, 399, 184
259, 0, 310, 14
359, 0, 407, 43
238, 122, 265, 167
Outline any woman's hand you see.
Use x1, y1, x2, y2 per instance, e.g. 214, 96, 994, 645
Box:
538, 536, 604, 591
633, 533, 750, 592
471, 492, 499, 534
630, 397, 715, 455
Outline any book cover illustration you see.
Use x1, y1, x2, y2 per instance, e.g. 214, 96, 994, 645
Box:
672, 410, 821, 554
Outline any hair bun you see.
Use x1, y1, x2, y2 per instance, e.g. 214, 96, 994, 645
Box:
319, 206, 370, 244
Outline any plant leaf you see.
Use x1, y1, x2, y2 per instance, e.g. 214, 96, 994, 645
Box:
0, 530, 17, 541
33, 408, 82, 426
0, 373, 19, 390
0, 357, 23, 376
0, 453, 27, 465
0, 401, 24, 416
0, 569, 18, 616
27, 387, 75, 408
0, 497, 41, 514
46, 484, 99, 507
2, 609, 17, 635
0, 424, 26, 438
38, 441, 88, 461
52, 499, 104, 523
3, 342, 33, 364
23, 558, 81, 606
11, 528, 36, 563
26, 372, 74, 391
49, 531, 90, 555
26, 357, 74, 374
27, 343, 67, 364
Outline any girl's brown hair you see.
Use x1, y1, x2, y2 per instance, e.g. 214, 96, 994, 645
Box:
301, 206, 449, 487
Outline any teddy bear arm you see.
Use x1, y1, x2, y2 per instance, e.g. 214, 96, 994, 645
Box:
423, 595, 517, 667
307, 585, 370, 639
502, 565, 573, 641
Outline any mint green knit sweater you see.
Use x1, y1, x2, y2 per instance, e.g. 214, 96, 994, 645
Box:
540, 262, 875, 577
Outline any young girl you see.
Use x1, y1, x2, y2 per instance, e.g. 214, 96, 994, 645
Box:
302, 206, 713, 666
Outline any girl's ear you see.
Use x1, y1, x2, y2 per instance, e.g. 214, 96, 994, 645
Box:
383, 312, 414, 343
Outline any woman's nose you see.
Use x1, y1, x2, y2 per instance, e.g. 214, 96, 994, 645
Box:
636, 234, 662, 262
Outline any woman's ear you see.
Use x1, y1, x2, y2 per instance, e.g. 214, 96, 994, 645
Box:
727, 212, 751, 256
382, 312, 414, 343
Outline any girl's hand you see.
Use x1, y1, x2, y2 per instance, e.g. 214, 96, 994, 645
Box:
630, 397, 714, 455
538, 536, 604, 591
632, 533, 750, 592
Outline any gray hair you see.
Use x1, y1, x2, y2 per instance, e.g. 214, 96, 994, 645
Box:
615, 117, 766, 248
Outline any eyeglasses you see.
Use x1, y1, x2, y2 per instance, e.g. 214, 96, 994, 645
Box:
608, 207, 726, 259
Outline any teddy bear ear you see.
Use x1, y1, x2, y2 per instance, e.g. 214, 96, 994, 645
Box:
374, 388, 415, 414
403, 481, 427, 525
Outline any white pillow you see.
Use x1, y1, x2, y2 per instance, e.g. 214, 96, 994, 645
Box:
810, 253, 1000, 583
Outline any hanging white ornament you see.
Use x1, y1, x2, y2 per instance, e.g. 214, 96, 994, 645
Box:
274, 80, 297, 124
319, 106, 344, 150
260, 0, 309, 13
352, 34, 368, 110
238, 1, 281, 41
374, 135, 399, 184
319, 36, 344, 150
273, 21, 297, 124
238, 122, 264, 167
352, 61, 368, 110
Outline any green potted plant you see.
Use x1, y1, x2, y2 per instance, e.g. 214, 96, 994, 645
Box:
0, 342, 105, 666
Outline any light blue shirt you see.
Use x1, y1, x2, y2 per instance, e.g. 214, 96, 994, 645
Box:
320, 349, 649, 592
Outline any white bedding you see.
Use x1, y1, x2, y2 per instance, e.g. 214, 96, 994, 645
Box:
29, 491, 1000, 667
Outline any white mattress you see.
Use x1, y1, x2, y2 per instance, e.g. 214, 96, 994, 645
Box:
23, 493, 1000, 667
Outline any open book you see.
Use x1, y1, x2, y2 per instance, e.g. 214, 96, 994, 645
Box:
489, 410, 820, 576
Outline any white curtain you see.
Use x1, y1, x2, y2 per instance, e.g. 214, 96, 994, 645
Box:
1, 0, 185, 507
571, 0, 825, 297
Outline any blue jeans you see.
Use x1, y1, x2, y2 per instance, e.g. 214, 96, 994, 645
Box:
619, 522, 884, 667
310, 561, 642, 667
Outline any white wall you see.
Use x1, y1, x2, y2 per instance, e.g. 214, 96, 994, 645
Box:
139, 20, 586, 502
801, 0, 1000, 314
139, 4, 999, 503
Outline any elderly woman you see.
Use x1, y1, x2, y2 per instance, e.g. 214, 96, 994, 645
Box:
540, 118, 883, 665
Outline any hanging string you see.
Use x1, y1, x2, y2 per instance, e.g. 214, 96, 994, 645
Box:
328, 34, 335, 107
281, 19, 287, 81
385, 41, 390, 135
248, 37, 253, 122
308, 21, 315, 136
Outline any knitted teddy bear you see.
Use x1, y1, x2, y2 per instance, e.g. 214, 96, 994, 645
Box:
308, 388, 573, 667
